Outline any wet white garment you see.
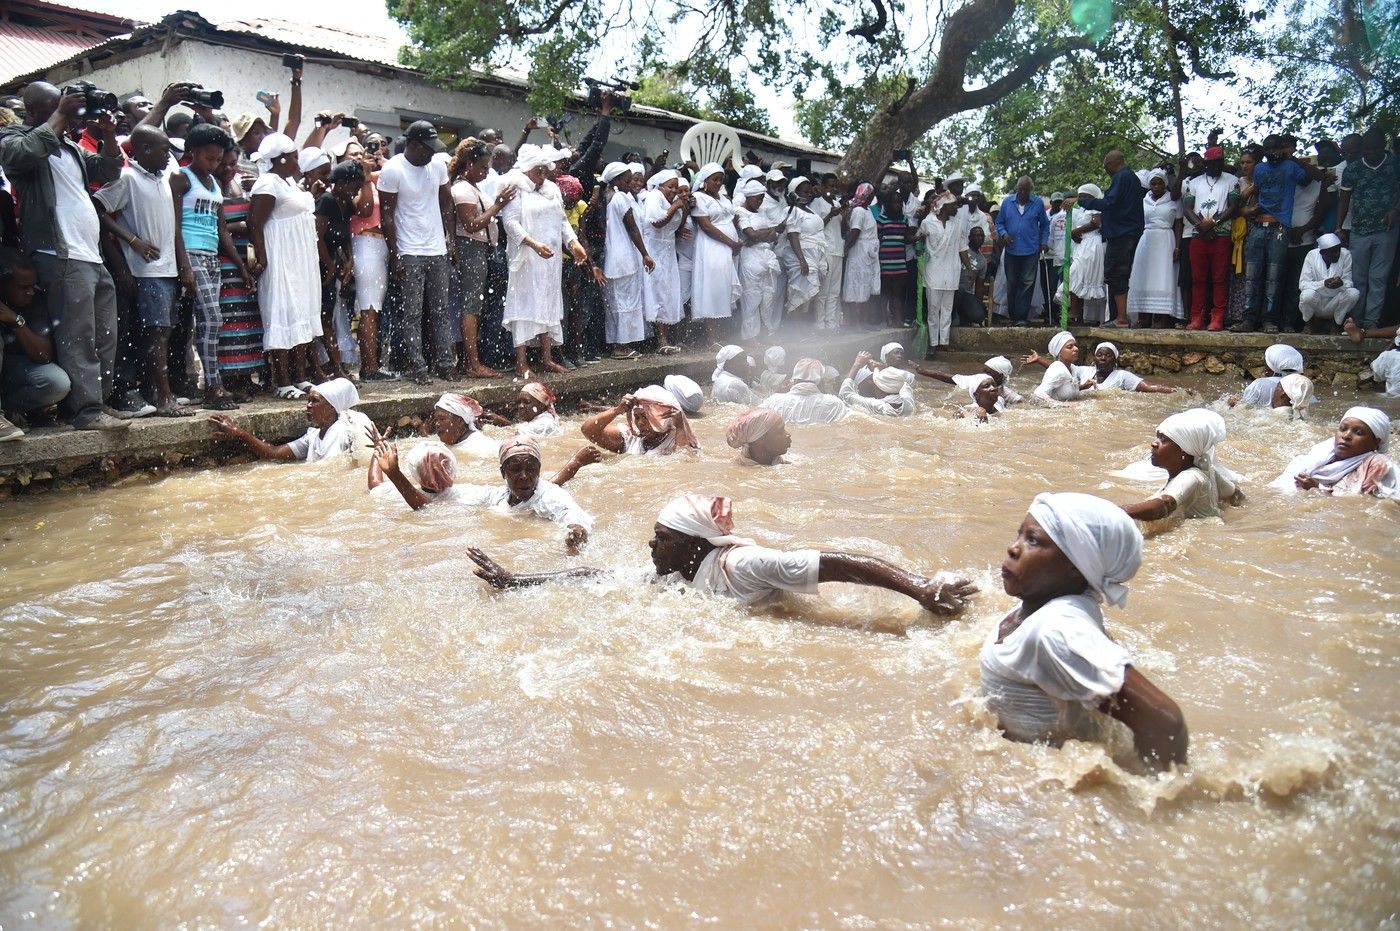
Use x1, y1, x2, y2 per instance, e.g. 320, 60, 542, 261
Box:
500, 172, 577, 344
249, 172, 322, 350
450, 429, 500, 457
838, 377, 916, 417
1088, 367, 1143, 391
1127, 193, 1183, 319
690, 191, 739, 320
1370, 348, 1400, 396
641, 189, 683, 324
687, 544, 820, 605
287, 410, 373, 463
780, 206, 828, 311
1270, 438, 1400, 499
1160, 466, 1234, 518
1034, 361, 1085, 401
734, 203, 782, 339
842, 207, 881, 303
979, 595, 1129, 745
761, 382, 848, 425
603, 190, 642, 278
455, 479, 593, 529
711, 370, 758, 405
517, 411, 563, 438
1240, 376, 1281, 407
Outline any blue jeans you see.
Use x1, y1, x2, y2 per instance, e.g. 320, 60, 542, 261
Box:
1003, 251, 1038, 322
1242, 224, 1288, 325
1349, 226, 1400, 328
2, 353, 72, 414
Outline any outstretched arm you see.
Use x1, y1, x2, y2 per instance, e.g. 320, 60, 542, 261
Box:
913, 364, 956, 385
817, 552, 977, 617
1133, 379, 1178, 394
550, 445, 603, 486
467, 547, 605, 589
208, 414, 297, 460
1100, 665, 1189, 771
1120, 494, 1177, 522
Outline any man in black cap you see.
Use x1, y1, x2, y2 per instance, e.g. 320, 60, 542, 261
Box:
378, 119, 455, 383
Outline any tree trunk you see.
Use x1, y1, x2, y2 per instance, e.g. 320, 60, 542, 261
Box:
836, 0, 1093, 183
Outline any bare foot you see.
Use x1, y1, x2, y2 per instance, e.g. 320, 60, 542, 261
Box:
541, 359, 569, 374
465, 364, 501, 378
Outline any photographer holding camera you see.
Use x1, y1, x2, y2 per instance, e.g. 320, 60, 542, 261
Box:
0, 81, 127, 431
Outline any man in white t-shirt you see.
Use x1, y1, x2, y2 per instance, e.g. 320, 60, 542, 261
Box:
1181, 145, 1239, 331
377, 120, 454, 384
0, 82, 126, 430
465, 493, 979, 635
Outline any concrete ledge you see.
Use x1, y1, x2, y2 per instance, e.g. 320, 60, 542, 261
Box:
0, 326, 913, 495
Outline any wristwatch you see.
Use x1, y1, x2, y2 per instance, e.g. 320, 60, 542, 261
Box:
12, 314, 24, 329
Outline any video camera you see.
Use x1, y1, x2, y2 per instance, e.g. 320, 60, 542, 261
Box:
583, 77, 640, 115
63, 80, 118, 118
185, 86, 224, 109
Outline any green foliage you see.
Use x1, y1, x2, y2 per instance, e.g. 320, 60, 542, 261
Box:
793, 72, 913, 150
918, 59, 1165, 196
630, 67, 777, 136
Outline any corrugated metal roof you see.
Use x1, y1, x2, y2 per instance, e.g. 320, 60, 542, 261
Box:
0, 21, 115, 85
211, 17, 408, 71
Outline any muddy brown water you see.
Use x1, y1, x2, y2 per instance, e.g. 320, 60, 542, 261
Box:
2, 374, 1396, 927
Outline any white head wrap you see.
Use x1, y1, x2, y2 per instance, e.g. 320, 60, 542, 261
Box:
1146, 167, 1168, 183
738, 164, 763, 181
550, 145, 573, 162
1077, 182, 1103, 199
966, 372, 995, 403
1264, 343, 1304, 375
1158, 408, 1226, 467
519, 381, 557, 414
696, 162, 724, 184
626, 161, 644, 178
1280, 374, 1314, 417
1097, 341, 1119, 359
253, 132, 298, 173
657, 494, 754, 548
1342, 406, 1391, 453
648, 169, 678, 190
872, 365, 909, 395
1027, 492, 1143, 608
297, 146, 329, 174
313, 377, 359, 414
791, 358, 825, 384
498, 433, 542, 465
601, 161, 629, 184
726, 407, 785, 450
786, 176, 810, 196
822, 364, 841, 385
404, 441, 457, 493
879, 342, 903, 363
738, 179, 767, 198
1317, 232, 1343, 250
663, 374, 703, 415
515, 144, 553, 173
714, 343, 744, 372
985, 356, 1013, 381
435, 392, 482, 427
1048, 331, 1076, 359
763, 346, 786, 372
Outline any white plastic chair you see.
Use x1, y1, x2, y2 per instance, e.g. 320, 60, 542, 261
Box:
679, 120, 741, 169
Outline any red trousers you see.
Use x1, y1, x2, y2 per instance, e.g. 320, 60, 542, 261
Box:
1189, 235, 1233, 323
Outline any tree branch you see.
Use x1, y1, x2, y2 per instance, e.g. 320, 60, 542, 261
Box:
959, 37, 1096, 110
848, 0, 889, 42
509, 0, 587, 37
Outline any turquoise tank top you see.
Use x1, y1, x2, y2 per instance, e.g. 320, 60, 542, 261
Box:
180, 166, 222, 253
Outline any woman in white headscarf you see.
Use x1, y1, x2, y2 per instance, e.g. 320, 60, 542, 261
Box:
429, 392, 498, 456
209, 377, 369, 464
960, 373, 1004, 422
581, 384, 700, 455
762, 357, 848, 424
367, 439, 462, 507
466, 493, 977, 634
916, 355, 1023, 407
711, 344, 758, 405
1080, 342, 1180, 394
779, 177, 829, 319
500, 144, 594, 378
1369, 334, 1400, 396
513, 381, 563, 437
689, 163, 741, 343
759, 346, 788, 391
726, 407, 791, 465
1270, 406, 1398, 499
663, 374, 704, 417
842, 182, 881, 325
1119, 409, 1243, 521
1029, 331, 1094, 401
248, 132, 323, 398
640, 169, 687, 353
1066, 183, 1108, 325
839, 350, 916, 417
1126, 169, 1184, 326
1232, 343, 1304, 407
733, 178, 782, 341
600, 161, 652, 359
983, 492, 1188, 771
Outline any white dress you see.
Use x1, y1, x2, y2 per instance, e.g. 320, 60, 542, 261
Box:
780, 206, 829, 312
641, 189, 683, 325
250, 173, 322, 350
711, 369, 758, 405
500, 172, 577, 344
690, 191, 739, 320
1034, 360, 1084, 401
602, 191, 646, 345
1067, 206, 1107, 311
842, 207, 881, 303
1127, 193, 1183, 320
734, 204, 781, 340
761, 382, 848, 425
455, 480, 593, 529
1371, 347, 1400, 396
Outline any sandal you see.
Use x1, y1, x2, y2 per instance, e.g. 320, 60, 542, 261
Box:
154, 402, 195, 417
611, 350, 640, 360
202, 396, 240, 411
275, 385, 306, 400
294, 381, 316, 392
657, 345, 681, 355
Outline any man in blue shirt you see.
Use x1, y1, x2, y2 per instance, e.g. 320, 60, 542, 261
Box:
1231, 133, 1325, 333
994, 176, 1050, 325
1075, 150, 1143, 328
